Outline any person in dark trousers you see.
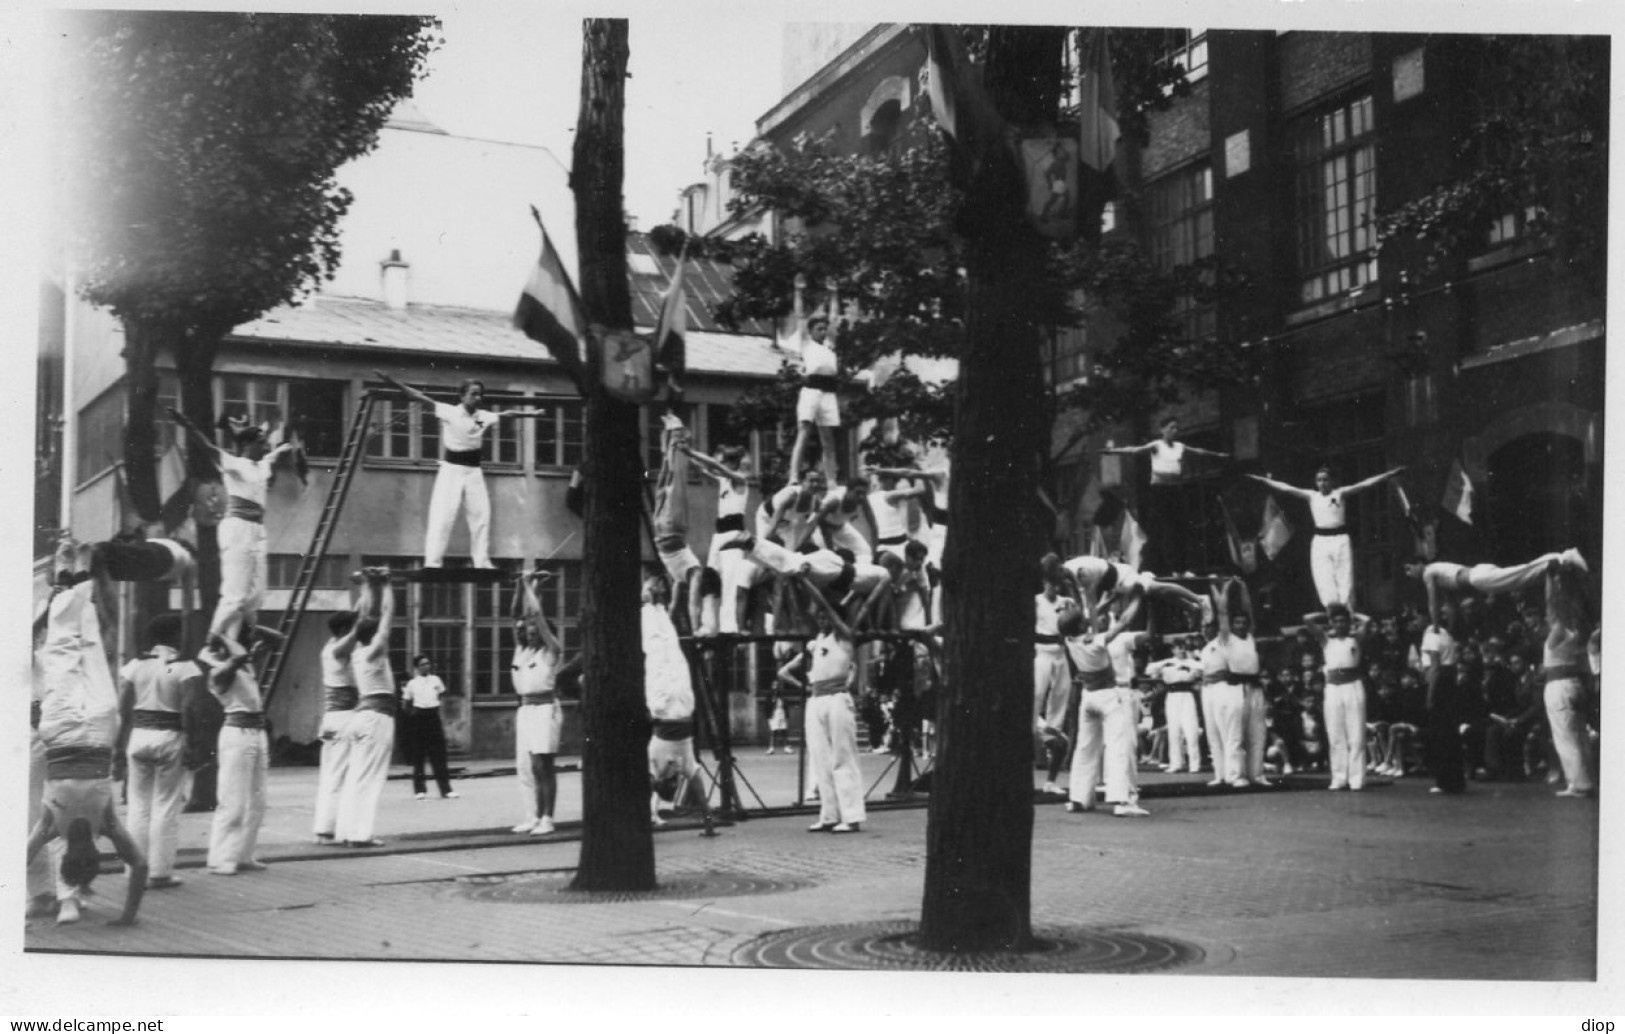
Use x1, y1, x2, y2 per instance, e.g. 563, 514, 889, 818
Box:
1421, 601, 1466, 794
401, 656, 457, 800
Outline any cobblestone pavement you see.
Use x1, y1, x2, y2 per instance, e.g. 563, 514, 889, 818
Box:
20, 771, 1599, 991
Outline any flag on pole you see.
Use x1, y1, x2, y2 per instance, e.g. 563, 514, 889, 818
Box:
653, 248, 689, 387
513, 208, 588, 368
1076, 28, 1120, 243
1259, 494, 1294, 560
1442, 459, 1474, 525
1119, 504, 1148, 570
922, 25, 1009, 169
1219, 496, 1257, 574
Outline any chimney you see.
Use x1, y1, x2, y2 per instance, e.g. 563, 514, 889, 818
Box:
380, 249, 409, 310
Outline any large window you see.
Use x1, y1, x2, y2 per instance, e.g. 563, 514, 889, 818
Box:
75, 387, 124, 484
268, 554, 351, 590
219, 374, 347, 457
1294, 95, 1378, 306
1158, 29, 1209, 85
1148, 162, 1217, 343
534, 396, 585, 470
1047, 324, 1090, 388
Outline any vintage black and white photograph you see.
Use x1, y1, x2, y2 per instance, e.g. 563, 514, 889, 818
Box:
9, 0, 1617, 1018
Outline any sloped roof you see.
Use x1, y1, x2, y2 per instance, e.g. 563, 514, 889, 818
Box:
229, 294, 785, 379
625, 232, 773, 337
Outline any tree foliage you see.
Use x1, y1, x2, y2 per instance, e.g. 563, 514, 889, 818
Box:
57, 11, 442, 329
1375, 35, 1607, 301
666, 26, 1261, 470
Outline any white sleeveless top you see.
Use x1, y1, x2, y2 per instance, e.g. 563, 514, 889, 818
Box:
1150, 440, 1185, 482
352, 642, 395, 698
1034, 593, 1063, 640
1308, 490, 1348, 532
716, 476, 747, 519
321, 640, 356, 688
1323, 635, 1361, 672
1223, 635, 1260, 677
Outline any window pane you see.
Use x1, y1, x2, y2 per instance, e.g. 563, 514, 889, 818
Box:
287, 378, 347, 458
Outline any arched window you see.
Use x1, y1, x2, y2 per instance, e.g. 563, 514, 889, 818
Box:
861, 75, 911, 155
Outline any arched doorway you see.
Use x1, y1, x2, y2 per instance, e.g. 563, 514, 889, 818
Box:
1483, 432, 1590, 566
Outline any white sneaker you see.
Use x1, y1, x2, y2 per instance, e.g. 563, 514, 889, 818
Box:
1113, 802, 1151, 818
415, 792, 427, 801
1041, 781, 1062, 795
533, 817, 556, 835
511, 820, 538, 834
56, 898, 81, 925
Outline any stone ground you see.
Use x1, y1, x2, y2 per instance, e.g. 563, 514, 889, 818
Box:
8, 751, 1614, 1017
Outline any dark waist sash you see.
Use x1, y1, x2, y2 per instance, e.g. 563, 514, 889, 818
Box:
1325, 668, 1362, 685
829, 563, 856, 596
1202, 673, 1226, 685
1078, 667, 1116, 691
46, 745, 114, 780
226, 497, 264, 523
224, 711, 267, 729
1544, 664, 1587, 684
443, 448, 482, 468
877, 534, 908, 546
810, 677, 848, 697
1224, 672, 1263, 686
1034, 633, 1062, 646
1164, 683, 1198, 693
519, 692, 558, 706
132, 709, 184, 731
1313, 526, 1348, 537
324, 686, 360, 711
715, 513, 745, 534
357, 695, 398, 716
652, 718, 694, 742
804, 373, 839, 392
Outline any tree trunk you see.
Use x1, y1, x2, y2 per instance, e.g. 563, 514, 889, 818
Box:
918, 25, 1064, 954
121, 317, 168, 524
569, 18, 656, 892
174, 330, 225, 636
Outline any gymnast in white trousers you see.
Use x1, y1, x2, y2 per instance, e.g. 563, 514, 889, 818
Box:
312, 608, 363, 844
335, 569, 397, 847
196, 633, 271, 875
116, 613, 202, 887
1248, 465, 1402, 608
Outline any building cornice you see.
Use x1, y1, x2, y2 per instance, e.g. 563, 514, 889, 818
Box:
757, 23, 912, 140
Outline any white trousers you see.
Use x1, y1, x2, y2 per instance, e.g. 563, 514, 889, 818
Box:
336, 710, 395, 842
826, 522, 872, 565
1310, 533, 1353, 608
207, 726, 267, 870
1464, 554, 1568, 595
126, 727, 188, 878
39, 580, 119, 751
805, 693, 866, 824
1545, 678, 1595, 792
1033, 646, 1070, 733
1163, 690, 1202, 772
1069, 687, 1136, 805
1243, 684, 1268, 781
1207, 683, 1245, 782
424, 462, 491, 568
312, 709, 355, 837
213, 516, 267, 641
27, 729, 56, 901
1324, 681, 1368, 789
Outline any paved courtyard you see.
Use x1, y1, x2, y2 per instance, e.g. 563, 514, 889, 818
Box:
12, 753, 1608, 1015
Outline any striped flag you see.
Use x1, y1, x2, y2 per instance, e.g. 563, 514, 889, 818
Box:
922, 24, 1009, 172
513, 207, 588, 368
1219, 496, 1257, 574
1442, 459, 1474, 525
653, 247, 689, 387
1259, 494, 1293, 561
1076, 28, 1120, 243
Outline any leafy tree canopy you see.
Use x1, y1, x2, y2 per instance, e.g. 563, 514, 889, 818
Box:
56, 11, 442, 329
655, 26, 1262, 463
1376, 35, 1607, 300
